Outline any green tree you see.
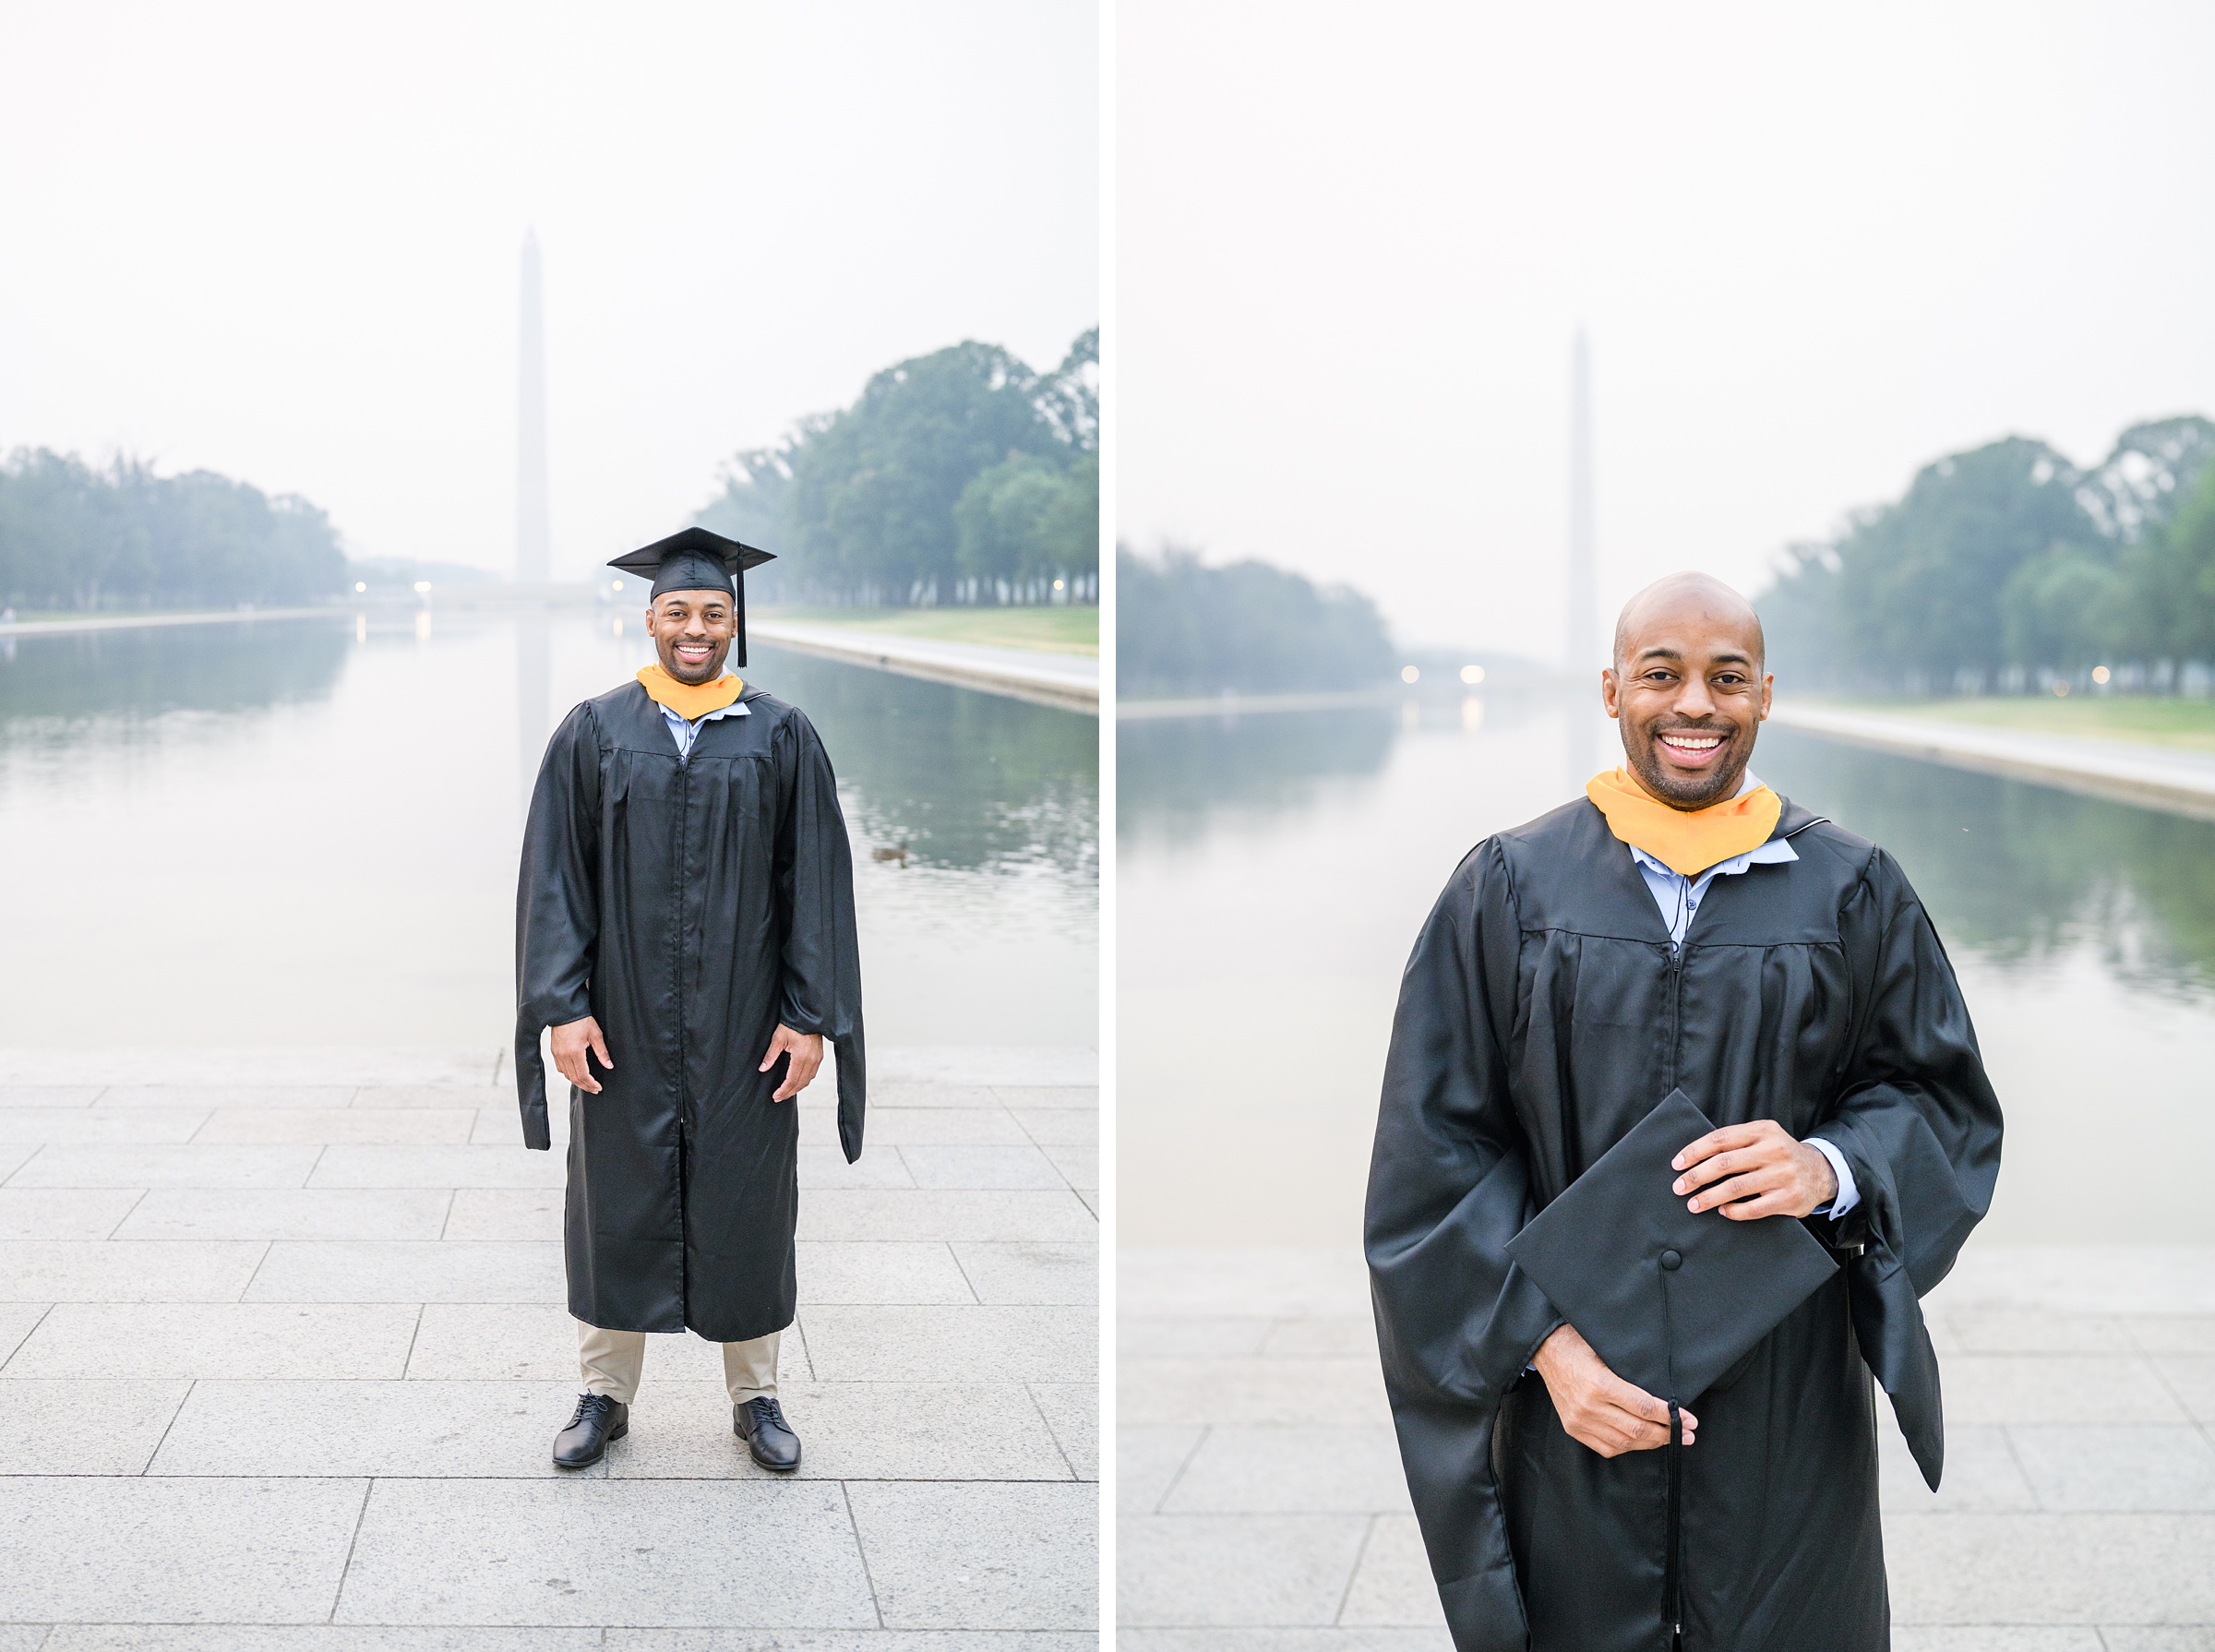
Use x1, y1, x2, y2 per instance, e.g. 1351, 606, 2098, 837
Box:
1118, 545, 1397, 697
699, 329, 1096, 605
0, 449, 344, 611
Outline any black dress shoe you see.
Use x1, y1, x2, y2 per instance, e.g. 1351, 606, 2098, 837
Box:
552, 1392, 628, 1468
734, 1396, 801, 1470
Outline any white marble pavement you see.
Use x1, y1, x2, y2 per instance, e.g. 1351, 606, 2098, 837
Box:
0, 1046, 1099, 1649
1118, 1246, 2215, 1651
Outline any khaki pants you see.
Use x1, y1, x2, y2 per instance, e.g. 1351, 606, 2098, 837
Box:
576, 1321, 779, 1406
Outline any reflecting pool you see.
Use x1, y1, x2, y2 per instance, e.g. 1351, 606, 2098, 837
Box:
0, 612, 1097, 1051
1119, 688, 2215, 1248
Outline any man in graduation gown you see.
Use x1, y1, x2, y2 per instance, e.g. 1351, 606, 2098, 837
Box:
515, 526, 866, 1472
1366, 572, 2003, 1650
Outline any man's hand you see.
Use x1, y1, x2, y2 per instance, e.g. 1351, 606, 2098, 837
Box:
760, 1025, 823, 1102
1532, 1323, 1697, 1455
1671, 1119, 1837, 1219
550, 1015, 612, 1095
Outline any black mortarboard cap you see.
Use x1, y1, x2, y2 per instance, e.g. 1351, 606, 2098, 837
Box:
607, 527, 777, 666
1505, 1089, 1839, 1402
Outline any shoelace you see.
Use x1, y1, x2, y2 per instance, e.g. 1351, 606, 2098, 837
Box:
567, 1393, 619, 1429
741, 1397, 786, 1431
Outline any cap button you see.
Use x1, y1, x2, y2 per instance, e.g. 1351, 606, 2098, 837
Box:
1659, 1249, 1682, 1271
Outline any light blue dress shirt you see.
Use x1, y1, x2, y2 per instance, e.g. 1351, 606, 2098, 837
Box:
657, 685, 749, 760
1620, 772, 1859, 1220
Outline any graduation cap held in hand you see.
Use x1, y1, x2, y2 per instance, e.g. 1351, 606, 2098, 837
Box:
1506, 1088, 1839, 1403
609, 527, 776, 666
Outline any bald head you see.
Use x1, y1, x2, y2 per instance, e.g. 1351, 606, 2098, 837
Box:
1612, 572, 1764, 673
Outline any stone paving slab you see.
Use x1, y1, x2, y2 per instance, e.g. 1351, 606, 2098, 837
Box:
800, 1190, 1098, 1242
1006, 1107, 1098, 1146
198, 1107, 479, 1144
5, 1301, 423, 1379
0, 1048, 1096, 1641
33, 1634, 1105, 1652
0, 1240, 267, 1301
444, 1187, 564, 1240
1030, 1381, 1098, 1480
115, 1187, 455, 1241
0, 1107, 205, 1143
92, 1084, 359, 1109
0, 1303, 48, 1365
1159, 1426, 1410, 1514
243, 1240, 563, 1302
1118, 1513, 1371, 1627
1119, 1634, 1451, 1652
846, 1482, 1098, 1630
1338, 1515, 1447, 1629
150, 1379, 594, 1478
308, 1145, 566, 1190
0, 1476, 369, 1622
601, 1380, 1073, 1481
898, 1144, 1066, 1191
802, 1306, 1096, 1383
334, 1478, 878, 1627
949, 1241, 1097, 1306
0, 1085, 102, 1107
0, 1378, 193, 1474
7, 1143, 323, 1188
354, 1085, 513, 1109
0, 1190, 144, 1240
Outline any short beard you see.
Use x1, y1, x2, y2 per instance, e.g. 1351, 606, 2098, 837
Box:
1625, 727, 1747, 810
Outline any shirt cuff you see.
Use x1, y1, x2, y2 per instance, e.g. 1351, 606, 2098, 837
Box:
1804, 1136, 1859, 1220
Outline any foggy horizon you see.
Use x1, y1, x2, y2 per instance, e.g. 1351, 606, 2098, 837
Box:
1118, 0, 2215, 659
0, 1, 1097, 579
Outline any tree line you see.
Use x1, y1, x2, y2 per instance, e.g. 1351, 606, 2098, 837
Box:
697, 329, 1098, 607
0, 449, 346, 612
1763, 415, 2215, 692
1118, 545, 1396, 697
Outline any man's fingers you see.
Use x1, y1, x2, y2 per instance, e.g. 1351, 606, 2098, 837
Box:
1721, 1190, 1800, 1221
1689, 1168, 1785, 1213
1672, 1120, 1782, 1172
1674, 1147, 1767, 1193
590, 1029, 612, 1070
759, 1034, 787, 1074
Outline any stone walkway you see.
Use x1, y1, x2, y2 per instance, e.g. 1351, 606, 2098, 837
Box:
1119, 1247, 2215, 1651
1768, 701, 2215, 822
0, 1045, 1098, 1649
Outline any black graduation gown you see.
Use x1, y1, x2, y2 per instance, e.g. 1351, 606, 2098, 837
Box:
1365, 795, 2002, 1652
513, 679, 866, 1343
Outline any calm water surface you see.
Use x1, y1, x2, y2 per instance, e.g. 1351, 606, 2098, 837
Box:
1119, 688, 2215, 1248
0, 612, 1096, 1051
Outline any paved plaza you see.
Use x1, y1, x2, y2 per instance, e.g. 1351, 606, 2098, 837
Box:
1119, 1246, 2215, 1651
0, 1044, 1099, 1649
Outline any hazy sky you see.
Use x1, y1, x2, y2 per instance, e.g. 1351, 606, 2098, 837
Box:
0, 2, 1096, 576
1118, 1, 2215, 658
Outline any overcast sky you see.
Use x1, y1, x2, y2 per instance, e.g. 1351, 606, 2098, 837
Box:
1117, 0, 2215, 659
0, 1, 1096, 577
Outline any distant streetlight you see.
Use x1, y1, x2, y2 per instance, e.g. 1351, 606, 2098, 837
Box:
2092, 665, 2111, 685
1053, 579, 1065, 591
1459, 664, 1485, 685
413, 581, 433, 595
611, 580, 624, 593
353, 581, 367, 593
1401, 665, 1420, 685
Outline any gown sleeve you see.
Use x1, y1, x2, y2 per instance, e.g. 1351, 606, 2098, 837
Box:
1815, 846, 2004, 1488
512, 702, 603, 1151
1365, 839, 1564, 1652
773, 708, 868, 1162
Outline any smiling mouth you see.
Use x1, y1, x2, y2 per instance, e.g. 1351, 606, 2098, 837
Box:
1656, 729, 1728, 760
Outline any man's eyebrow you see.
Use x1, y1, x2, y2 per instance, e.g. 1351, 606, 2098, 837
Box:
1631, 646, 1684, 663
